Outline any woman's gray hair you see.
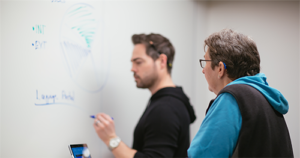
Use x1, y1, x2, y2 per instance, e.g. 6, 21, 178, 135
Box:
204, 29, 260, 80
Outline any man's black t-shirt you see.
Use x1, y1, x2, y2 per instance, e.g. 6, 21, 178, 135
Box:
132, 87, 196, 158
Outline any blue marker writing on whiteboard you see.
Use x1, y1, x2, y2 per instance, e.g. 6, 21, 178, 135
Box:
90, 115, 114, 120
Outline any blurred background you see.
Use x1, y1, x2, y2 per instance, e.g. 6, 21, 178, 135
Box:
1, 0, 299, 157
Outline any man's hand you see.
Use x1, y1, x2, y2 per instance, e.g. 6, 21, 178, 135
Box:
93, 113, 117, 146
93, 113, 137, 158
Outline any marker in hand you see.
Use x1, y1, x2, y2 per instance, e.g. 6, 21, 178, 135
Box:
90, 115, 114, 120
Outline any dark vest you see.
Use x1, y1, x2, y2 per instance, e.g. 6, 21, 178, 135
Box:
206, 84, 293, 158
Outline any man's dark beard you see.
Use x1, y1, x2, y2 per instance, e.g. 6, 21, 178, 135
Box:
135, 71, 158, 89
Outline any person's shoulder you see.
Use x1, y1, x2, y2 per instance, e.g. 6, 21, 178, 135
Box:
213, 92, 238, 107
148, 96, 189, 121
207, 92, 239, 115
150, 97, 176, 112
152, 96, 186, 111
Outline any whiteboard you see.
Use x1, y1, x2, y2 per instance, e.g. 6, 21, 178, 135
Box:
1, 1, 197, 157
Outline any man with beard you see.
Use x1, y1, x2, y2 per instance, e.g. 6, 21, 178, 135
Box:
93, 33, 196, 158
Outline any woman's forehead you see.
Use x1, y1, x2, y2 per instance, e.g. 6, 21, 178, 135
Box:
204, 45, 209, 52
204, 51, 210, 59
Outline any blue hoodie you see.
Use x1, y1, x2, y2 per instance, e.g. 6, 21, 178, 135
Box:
188, 73, 289, 158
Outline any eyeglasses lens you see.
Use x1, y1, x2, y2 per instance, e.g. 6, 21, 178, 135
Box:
201, 61, 205, 68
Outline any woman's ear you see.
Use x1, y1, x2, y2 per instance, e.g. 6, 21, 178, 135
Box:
218, 61, 225, 78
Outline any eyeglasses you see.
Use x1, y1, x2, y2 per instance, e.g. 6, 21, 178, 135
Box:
199, 59, 212, 68
199, 59, 227, 69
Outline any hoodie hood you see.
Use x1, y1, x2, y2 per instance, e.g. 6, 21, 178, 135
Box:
150, 87, 196, 123
227, 73, 289, 114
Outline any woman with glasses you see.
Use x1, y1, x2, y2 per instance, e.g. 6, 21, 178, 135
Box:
188, 29, 293, 158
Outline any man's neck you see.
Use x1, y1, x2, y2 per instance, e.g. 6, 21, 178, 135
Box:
148, 73, 175, 95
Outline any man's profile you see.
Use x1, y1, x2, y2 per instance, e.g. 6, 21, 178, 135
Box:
93, 33, 196, 158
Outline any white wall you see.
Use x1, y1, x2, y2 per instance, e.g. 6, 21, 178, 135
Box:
190, 1, 208, 143
193, 1, 299, 157
0, 1, 197, 158
100, 1, 196, 157
1, 1, 299, 157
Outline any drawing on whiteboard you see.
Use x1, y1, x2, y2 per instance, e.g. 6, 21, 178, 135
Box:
35, 90, 74, 106
34, 89, 91, 114
60, 3, 110, 93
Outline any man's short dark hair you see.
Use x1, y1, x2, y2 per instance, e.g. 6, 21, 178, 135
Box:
132, 33, 175, 74
205, 29, 260, 80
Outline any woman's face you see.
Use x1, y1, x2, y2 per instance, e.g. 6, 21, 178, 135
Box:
202, 50, 220, 95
